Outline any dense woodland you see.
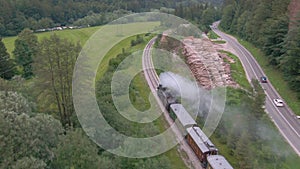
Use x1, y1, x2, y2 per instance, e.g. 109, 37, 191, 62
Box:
1, 0, 300, 168
0, 0, 223, 36
220, 0, 300, 98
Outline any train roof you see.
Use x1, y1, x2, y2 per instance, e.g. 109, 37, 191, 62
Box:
170, 104, 197, 127
193, 126, 216, 148
207, 155, 233, 169
186, 127, 210, 153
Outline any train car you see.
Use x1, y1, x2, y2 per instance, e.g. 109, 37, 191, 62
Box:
169, 104, 197, 135
186, 126, 218, 168
157, 84, 178, 111
207, 155, 233, 169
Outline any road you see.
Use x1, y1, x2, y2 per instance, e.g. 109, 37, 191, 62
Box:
211, 21, 300, 156
142, 37, 203, 169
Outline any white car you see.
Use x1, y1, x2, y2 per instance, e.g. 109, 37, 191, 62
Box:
273, 99, 284, 107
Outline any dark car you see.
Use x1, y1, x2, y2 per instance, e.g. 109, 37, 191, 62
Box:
260, 76, 267, 83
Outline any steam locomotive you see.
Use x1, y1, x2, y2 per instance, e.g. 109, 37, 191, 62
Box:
157, 84, 233, 169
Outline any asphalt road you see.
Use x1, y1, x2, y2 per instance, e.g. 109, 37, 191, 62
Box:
211, 21, 300, 156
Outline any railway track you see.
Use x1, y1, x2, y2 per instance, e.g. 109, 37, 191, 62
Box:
142, 37, 159, 91
142, 37, 203, 169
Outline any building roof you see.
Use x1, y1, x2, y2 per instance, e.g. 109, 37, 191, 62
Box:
170, 104, 197, 127
207, 155, 234, 169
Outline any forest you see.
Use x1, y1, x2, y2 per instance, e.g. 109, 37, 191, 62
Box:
0, 0, 222, 36
1, 0, 300, 168
220, 0, 300, 99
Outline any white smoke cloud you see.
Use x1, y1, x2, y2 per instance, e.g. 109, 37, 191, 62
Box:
159, 72, 211, 118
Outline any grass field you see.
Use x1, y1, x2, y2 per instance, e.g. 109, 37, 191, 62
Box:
207, 30, 220, 39
3, 26, 101, 55
237, 39, 300, 116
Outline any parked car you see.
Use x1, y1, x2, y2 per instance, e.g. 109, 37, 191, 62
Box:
273, 99, 284, 107
260, 76, 267, 83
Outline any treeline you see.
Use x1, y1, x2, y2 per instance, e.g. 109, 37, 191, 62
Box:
174, 3, 222, 32
0, 0, 223, 36
220, 0, 300, 98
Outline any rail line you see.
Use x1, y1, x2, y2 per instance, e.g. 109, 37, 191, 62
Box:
142, 37, 203, 169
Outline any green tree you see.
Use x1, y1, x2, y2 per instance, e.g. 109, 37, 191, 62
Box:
262, 15, 289, 65
34, 34, 81, 127
0, 91, 63, 168
13, 29, 38, 79
12, 157, 46, 169
0, 91, 32, 115
201, 7, 217, 28
220, 4, 235, 31
51, 129, 114, 169
0, 37, 15, 79
282, 24, 300, 98
234, 132, 252, 169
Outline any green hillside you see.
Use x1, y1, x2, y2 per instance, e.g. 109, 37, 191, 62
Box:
3, 26, 101, 55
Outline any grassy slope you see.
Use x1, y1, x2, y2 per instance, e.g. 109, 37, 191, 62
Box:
219, 50, 251, 90
237, 39, 300, 116
207, 30, 220, 39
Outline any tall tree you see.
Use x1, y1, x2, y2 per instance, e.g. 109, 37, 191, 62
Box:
34, 34, 81, 127
0, 91, 63, 168
234, 132, 252, 169
282, 23, 300, 98
262, 15, 289, 65
50, 129, 114, 169
13, 29, 38, 79
220, 4, 235, 31
0, 37, 15, 79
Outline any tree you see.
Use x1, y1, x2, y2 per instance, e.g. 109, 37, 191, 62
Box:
12, 157, 46, 169
0, 91, 63, 168
50, 129, 114, 169
0, 91, 32, 115
13, 29, 38, 79
234, 132, 252, 169
220, 4, 235, 31
0, 37, 15, 79
282, 23, 300, 98
262, 15, 289, 65
34, 34, 81, 127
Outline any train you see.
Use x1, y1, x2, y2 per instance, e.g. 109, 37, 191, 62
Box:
157, 84, 233, 169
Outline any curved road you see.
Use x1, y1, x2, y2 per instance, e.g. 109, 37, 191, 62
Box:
211, 22, 300, 156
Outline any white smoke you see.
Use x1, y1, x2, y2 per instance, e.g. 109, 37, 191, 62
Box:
159, 72, 211, 118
